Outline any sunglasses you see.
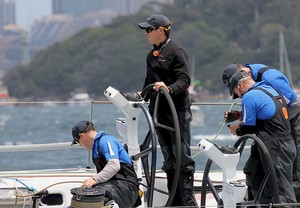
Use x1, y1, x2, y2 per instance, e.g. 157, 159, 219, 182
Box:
74, 135, 81, 144
145, 27, 159, 33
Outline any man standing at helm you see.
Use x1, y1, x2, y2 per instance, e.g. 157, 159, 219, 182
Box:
137, 14, 197, 206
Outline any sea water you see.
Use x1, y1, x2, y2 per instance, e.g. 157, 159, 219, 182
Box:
0, 102, 249, 171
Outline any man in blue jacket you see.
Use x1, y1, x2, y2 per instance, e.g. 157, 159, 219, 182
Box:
223, 63, 297, 104
71, 120, 141, 208
223, 70, 297, 205
223, 63, 300, 201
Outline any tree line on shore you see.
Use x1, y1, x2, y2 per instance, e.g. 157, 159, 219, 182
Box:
2, 0, 300, 100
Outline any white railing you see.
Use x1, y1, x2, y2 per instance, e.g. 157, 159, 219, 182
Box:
0, 142, 81, 152
0, 141, 250, 153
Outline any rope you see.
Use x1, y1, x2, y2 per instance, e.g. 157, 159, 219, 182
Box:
12, 180, 83, 208
192, 101, 238, 159
14, 180, 83, 198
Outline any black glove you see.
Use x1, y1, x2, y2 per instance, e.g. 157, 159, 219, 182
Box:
224, 110, 241, 123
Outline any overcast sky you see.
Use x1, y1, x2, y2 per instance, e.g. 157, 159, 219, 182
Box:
15, 0, 52, 31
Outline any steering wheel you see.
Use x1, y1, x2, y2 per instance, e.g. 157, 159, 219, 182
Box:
131, 84, 181, 207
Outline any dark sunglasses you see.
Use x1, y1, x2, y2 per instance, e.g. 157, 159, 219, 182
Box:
145, 27, 159, 33
74, 136, 81, 144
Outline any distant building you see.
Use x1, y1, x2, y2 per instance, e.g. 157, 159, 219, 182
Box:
0, 0, 174, 72
52, 0, 174, 17
31, 0, 158, 51
0, 0, 16, 35
30, 10, 117, 51
102, 0, 155, 15
0, 23, 26, 73
53, 0, 103, 17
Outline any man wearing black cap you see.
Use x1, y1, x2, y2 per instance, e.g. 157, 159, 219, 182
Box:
223, 63, 300, 202
223, 63, 298, 104
222, 70, 297, 206
223, 62, 300, 121
71, 120, 141, 207
138, 14, 197, 206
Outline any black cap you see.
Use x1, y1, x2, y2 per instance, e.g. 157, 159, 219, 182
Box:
222, 64, 238, 87
222, 64, 240, 99
71, 120, 93, 145
229, 70, 244, 96
138, 14, 171, 29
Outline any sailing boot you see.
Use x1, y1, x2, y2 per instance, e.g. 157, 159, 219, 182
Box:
179, 173, 198, 206
166, 170, 181, 206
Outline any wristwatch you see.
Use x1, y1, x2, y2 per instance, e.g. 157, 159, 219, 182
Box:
168, 86, 174, 94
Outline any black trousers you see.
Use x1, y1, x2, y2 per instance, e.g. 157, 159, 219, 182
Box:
95, 180, 139, 208
244, 139, 297, 207
289, 101, 300, 202
155, 108, 195, 173
155, 108, 197, 206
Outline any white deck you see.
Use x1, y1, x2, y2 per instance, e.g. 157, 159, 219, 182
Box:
0, 157, 246, 207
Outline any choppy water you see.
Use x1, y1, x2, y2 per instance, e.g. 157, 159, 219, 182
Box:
0, 102, 249, 171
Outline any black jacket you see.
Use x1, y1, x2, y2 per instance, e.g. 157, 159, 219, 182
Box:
143, 39, 191, 112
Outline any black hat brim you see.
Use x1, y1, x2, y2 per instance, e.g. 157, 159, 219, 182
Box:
71, 138, 77, 146
138, 22, 152, 29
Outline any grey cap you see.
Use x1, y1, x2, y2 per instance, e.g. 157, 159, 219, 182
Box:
71, 120, 93, 145
138, 14, 171, 29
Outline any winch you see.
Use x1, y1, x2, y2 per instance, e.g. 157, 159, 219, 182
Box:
69, 187, 117, 208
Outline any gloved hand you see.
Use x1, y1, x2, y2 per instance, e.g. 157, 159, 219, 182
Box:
224, 110, 241, 123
